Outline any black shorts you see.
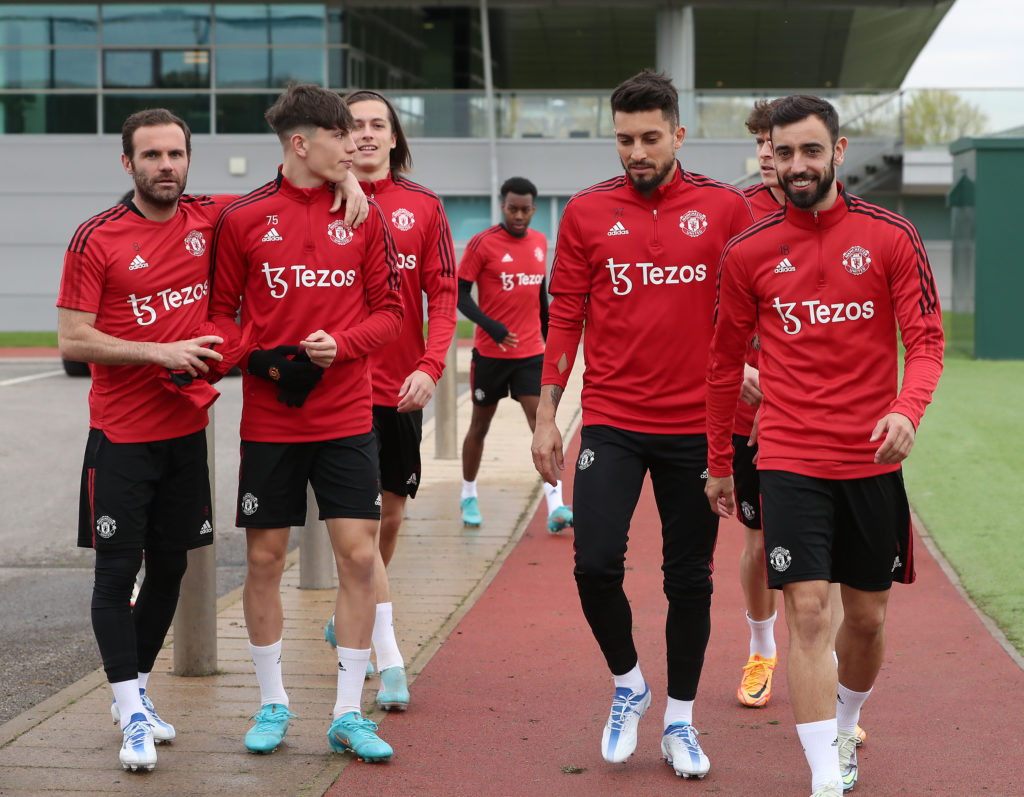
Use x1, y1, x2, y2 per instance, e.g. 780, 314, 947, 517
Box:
237, 433, 381, 528
470, 350, 542, 406
78, 429, 213, 552
572, 424, 719, 602
759, 469, 914, 590
373, 405, 423, 498
732, 433, 761, 530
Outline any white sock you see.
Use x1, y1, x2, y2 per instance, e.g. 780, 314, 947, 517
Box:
111, 678, 145, 725
371, 602, 404, 672
137, 671, 151, 692
334, 646, 371, 719
663, 696, 694, 728
747, 611, 777, 659
612, 663, 646, 694
461, 479, 477, 500
250, 639, 288, 708
797, 718, 841, 792
837, 683, 871, 734
543, 480, 565, 515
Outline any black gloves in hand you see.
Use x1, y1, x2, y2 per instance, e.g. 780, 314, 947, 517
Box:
247, 346, 323, 407
479, 318, 509, 345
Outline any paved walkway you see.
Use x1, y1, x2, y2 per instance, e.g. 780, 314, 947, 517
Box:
3, 344, 1023, 795
0, 346, 583, 795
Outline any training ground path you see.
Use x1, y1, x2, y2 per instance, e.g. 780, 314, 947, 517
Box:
332, 429, 1024, 797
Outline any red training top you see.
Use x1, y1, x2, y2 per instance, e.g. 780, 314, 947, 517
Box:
359, 175, 458, 406
208, 170, 403, 443
458, 225, 547, 359
544, 165, 754, 433
707, 184, 944, 479
57, 195, 234, 443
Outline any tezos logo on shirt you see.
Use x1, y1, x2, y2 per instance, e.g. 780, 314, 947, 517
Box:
327, 220, 353, 246
500, 272, 544, 291
392, 208, 415, 231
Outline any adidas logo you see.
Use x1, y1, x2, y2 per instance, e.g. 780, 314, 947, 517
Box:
199, 520, 213, 535
607, 221, 629, 236
375, 493, 382, 507
774, 257, 796, 273
501, 253, 514, 263
129, 255, 149, 270
262, 227, 283, 242
406, 473, 418, 486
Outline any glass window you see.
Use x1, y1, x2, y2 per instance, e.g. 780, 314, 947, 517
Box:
0, 5, 98, 46
103, 92, 210, 133
214, 92, 278, 133
214, 4, 323, 46
0, 92, 96, 132
104, 49, 210, 89
102, 4, 211, 46
0, 48, 97, 89
442, 196, 491, 242
215, 48, 322, 88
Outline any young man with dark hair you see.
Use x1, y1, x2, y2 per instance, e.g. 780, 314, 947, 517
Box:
459, 177, 572, 532
531, 70, 753, 779
322, 89, 458, 713
208, 83, 403, 762
57, 108, 231, 772
706, 94, 943, 797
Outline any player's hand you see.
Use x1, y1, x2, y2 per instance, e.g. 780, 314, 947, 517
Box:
155, 334, 223, 377
299, 330, 338, 368
705, 474, 736, 519
740, 363, 763, 407
331, 171, 369, 228
531, 417, 564, 486
247, 345, 323, 392
749, 410, 759, 465
497, 331, 519, 353
870, 412, 916, 464
397, 369, 436, 413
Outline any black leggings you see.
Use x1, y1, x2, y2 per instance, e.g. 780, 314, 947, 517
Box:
91, 548, 188, 683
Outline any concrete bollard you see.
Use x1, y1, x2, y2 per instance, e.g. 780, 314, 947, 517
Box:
434, 337, 459, 459
173, 416, 218, 676
299, 482, 336, 589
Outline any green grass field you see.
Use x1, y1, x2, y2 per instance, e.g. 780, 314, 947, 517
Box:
903, 352, 1024, 652
3, 325, 1022, 653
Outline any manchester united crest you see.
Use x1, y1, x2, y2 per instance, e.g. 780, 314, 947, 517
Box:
534, 247, 544, 262
391, 208, 415, 231
184, 229, 206, 256
96, 515, 117, 539
680, 210, 708, 238
327, 219, 353, 246
842, 245, 871, 275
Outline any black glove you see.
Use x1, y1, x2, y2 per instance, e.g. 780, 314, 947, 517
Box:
275, 350, 320, 408
247, 346, 323, 393
479, 317, 509, 345
168, 370, 193, 388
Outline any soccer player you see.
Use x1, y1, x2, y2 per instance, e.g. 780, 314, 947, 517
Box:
736, 100, 868, 746
57, 108, 231, 772
208, 84, 403, 762
458, 177, 572, 533
706, 94, 943, 797
322, 89, 458, 712
531, 71, 753, 779
733, 98, 782, 709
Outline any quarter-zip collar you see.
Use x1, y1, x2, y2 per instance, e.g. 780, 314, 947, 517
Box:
275, 166, 333, 205
623, 160, 686, 203
357, 173, 395, 199
783, 181, 850, 231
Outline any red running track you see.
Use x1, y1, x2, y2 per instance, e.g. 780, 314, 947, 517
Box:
331, 431, 1024, 796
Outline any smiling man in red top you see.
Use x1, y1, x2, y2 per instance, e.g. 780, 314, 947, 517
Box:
208, 85, 402, 762
532, 71, 753, 778
706, 95, 943, 797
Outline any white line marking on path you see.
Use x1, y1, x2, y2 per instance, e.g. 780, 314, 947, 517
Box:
0, 370, 64, 387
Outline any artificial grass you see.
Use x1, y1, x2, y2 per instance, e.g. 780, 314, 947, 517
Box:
904, 353, 1024, 653
0, 331, 58, 347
